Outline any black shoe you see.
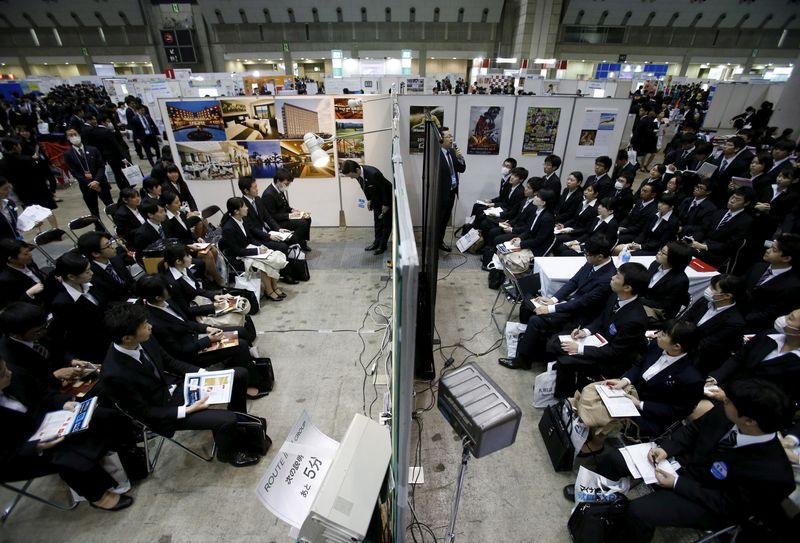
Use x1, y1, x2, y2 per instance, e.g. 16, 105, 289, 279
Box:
300, 244, 312, 252
498, 357, 530, 370
439, 243, 452, 252
281, 275, 300, 285
218, 451, 261, 467
563, 484, 575, 503
481, 263, 490, 271
90, 494, 134, 511
365, 242, 379, 251
374, 245, 387, 255
247, 391, 270, 400
576, 445, 605, 458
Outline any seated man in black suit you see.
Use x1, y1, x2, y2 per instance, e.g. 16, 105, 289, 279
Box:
554, 184, 599, 245
616, 183, 657, 244
677, 178, 717, 239
608, 173, 635, 222
584, 155, 613, 199
640, 240, 692, 324
553, 262, 650, 398
689, 187, 755, 267
541, 154, 562, 195
0, 239, 46, 307
611, 149, 637, 188
261, 168, 312, 252
112, 187, 147, 244
77, 231, 135, 302
499, 236, 616, 370
740, 233, 800, 333
469, 157, 516, 223
554, 172, 584, 224
576, 379, 795, 543
614, 193, 679, 257
683, 274, 746, 375
480, 179, 545, 266
478, 167, 528, 235
554, 197, 618, 256
101, 304, 261, 468
132, 200, 167, 255
140, 177, 162, 205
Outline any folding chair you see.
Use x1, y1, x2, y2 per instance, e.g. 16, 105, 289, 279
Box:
542, 237, 558, 257
491, 257, 532, 332
675, 292, 693, 319
114, 404, 216, 473
201, 205, 222, 224
724, 239, 747, 274
2, 476, 77, 524
67, 215, 107, 243
32, 228, 69, 266
104, 203, 119, 225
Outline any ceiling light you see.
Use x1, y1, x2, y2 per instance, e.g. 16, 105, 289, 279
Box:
253, 70, 260, 77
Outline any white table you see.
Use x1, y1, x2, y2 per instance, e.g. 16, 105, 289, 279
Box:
533, 255, 718, 306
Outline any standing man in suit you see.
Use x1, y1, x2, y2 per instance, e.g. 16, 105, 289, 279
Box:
129, 103, 160, 166
63, 128, 113, 218
340, 160, 393, 255
583, 379, 795, 543
690, 187, 755, 267
81, 114, 131, 189
0, 177, 20, 241
553, 262, 650, 398
124, 96, 144, 160
541, 154, 562, 195
437, 127, 466, 252
261, 168, 312, 252
77, 231, 136, 302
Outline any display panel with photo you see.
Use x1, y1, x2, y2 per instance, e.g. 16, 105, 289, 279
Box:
237, 141, 283, 179
275, 97, 335, 139
521, 107, 561, 156
335, 120, 365, 164
220, 98, 279, 140
409, 105, 444, 154
467, 106, 503, 155
334, 98, 363, 120
176, 142, 250, 180
166, 100, 226, 142
280, 139, 336, 178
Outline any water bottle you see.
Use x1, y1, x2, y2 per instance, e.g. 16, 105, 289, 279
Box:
621, 246, 631, 263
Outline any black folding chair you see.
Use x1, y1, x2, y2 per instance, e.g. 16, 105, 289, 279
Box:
67, 215, 107, 243
32, 228, 69, 266
2, 475, 77, 523
201, 205, 221, 223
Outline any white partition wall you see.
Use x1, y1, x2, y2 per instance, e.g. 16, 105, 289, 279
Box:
508, 95, 575, 181
561, 98, 632, 179
704, 82, 785, 129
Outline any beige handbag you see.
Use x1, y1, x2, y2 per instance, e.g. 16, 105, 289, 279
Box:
500, 249, 534, 275
572, 382, 640, 437
194, 295, 249, 328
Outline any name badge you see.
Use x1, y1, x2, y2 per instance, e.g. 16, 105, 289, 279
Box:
608, 323, 618, 336
451, 174, 457, 189
710, 461, 728, 480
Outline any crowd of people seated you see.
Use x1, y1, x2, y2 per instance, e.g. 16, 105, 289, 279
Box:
466, 128, 800, 539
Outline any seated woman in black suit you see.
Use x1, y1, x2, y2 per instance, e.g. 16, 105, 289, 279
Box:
158, 243, 257, 343
640, 240, 692, 324
112, 187, 146, 244
506, 188, 557, 256
160, 190, 225, 288
554, 172, 584, 225
578, 320, 705, 454
219, 197, 286, 302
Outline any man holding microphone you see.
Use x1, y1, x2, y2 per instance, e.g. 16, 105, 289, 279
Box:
437, 127, 466, 252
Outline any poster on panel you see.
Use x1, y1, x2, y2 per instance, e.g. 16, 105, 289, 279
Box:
406, 78, 425, 93
409, 105, 444, 154
220, 97, 280, 140
334, 98, 365, 164
466, 106, 503, 155
176, 141, 250, 180
521, 107, 561, 156
280, 140, 335, 178
165, 100, 225, 141
237, 141, 283, 178
576, 109, 617, 158
274, 97, 335, 139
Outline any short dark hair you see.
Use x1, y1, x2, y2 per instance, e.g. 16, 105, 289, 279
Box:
727, 136, 745, 150
724, 379, 790, 433
659, 193, 677, 207
710, 274, 744, 302
584, 235, 612, 258
754, 152, 774, 172
504, 157, 517, 168
545, 154, 561, 169
665, 240, 693, 270
105, 303, 149, 344
595, 156, 612, 170
77, 231, 112, 259
597, 197, 616, 213
618, 261, 650, 295
274, 168, 293, 182
136, 274, 169, 303
679, 132, 697, 145
651, 164, 666, 175
54, 252, 89, 279
165, 164, 181, 175
161, 243, 188, 270
661, 319, 699, 352
159, 190, 180, 208
143, 177, 161, 193
616, 149, 629, 162
569, 171, 583, 184
732, 186, 755, 204
340, 160, 360, 175
774, 140, 795, 153
237, 175, 257, 193
510, 167, 528, 180
0, 301, 47, 336
537, 188, 558, 210
779, 164, 799, 181
0, 239, 30, 266
694, 141, 713, 157
774, 233, 800, 265
0, 176, 9, 188
119, 187, 140, 204
139, 200, 161, 220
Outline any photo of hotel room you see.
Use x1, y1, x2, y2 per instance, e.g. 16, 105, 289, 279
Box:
220, 98, 280, 140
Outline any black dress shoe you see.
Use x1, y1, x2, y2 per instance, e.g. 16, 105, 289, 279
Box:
365, 242, 379, 251
247, 391, 270, 400
281, 275, 300, 285
374, 245, 387, 255
218, 451, 261, 467
498, 357, 530, 370
481, 263, 490, 271
90, 494, 134, 511
439, 243, 452, 252
563, 484, 575, 503
300, 244, 312, 252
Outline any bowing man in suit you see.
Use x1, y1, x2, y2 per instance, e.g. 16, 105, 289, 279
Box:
63, 128, 113, 218
101, 304, 261, 467
48, 253, 110, 364
0, 358, 135, 510
341, 160, 394, 254
0, 177, 21, 241
435, 127, 467, 252
553, 262, 650, 398
77, 231, 136, 303
690, 187, 755, 267
581, 321, 705, 453
677, 179, 717, 239
615, 193, 679, 256
0, 239, 47, 307
586, 379, 795, 543
640, 241, 692, 324
261, 168, 312, 251
740, 234, 800, 333
129, 104, 160, 166
499, 236, 617, 370
554, 172, 584, 225
683, 274, 746, 375
112, 187, 147, 244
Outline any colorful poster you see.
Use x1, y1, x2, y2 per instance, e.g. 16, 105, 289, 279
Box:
409, 105, 444, 154
336, 120, 365, 164
280, 139, 335, 178
275, 97, 334, 139
406, 78, 425, 93
334, 98, 363, 120
237, 141, 283, 178
467, 106, 503, 155
521, 107, 561, 156
220, 98, 279, 140
576, 109, 618, 158
176, 142, 250, 180
165, 100, 225, 141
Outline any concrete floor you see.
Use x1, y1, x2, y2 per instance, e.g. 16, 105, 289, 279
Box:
0, 155, 704, 543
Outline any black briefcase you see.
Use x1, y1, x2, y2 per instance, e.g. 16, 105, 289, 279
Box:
567, 497, 629, 543
254, 357, 274, 392
236, 413, 272, 456
488, 268, 504, 290
537, 400, 575, 472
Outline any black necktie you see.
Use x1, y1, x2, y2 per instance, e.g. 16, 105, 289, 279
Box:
718, 430, 737, 448
717, 212, 732, 230
612, 299, 621, 314
139, 348, 161, 380
106, 264, 124, 285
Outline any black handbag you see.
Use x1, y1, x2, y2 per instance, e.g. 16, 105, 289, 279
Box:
488, 268, 504, 290
236, 413, 272, 456
254, 357, 274, 392
567, 497, 629, 543
287, 258, 310, 281
538, 400, 575, 472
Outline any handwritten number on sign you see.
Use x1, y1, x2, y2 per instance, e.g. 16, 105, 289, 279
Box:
304, 456, 322, 480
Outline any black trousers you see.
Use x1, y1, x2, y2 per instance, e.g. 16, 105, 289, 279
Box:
79, 181, 114, 218
139, 135, 161, 166
372, 204, 391, 247
554, 354, 604, 399
279, 218, 311, 243
194, 339, 267, 391
107, 158, 131, 190
437, 189, 457, 246
482, 231, 515, 266
515, 312, 577, 365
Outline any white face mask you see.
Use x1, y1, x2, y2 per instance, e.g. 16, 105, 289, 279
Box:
501, 167, 510, 176
703, 287, 717, 302
68, 135, 81, 146
614, 180, 625, 190
774, 315, 800, 335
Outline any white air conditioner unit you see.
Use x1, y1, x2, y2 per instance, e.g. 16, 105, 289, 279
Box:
297, 414, 391, 543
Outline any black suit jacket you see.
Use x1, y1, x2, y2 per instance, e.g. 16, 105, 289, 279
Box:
611, 162, 637, 184
162, 178, 198, 212
683, 300, 746, 375
49, 286, 109, 363
551, 260, 617, 317
220, 218, 260, 270
112, 205, 146, 243
541, 173, 561, 195
621, 342, 704, 433
694, 209, 753, 266
489, 176, 512, 206
555, 189, 582, 224
640, 261, 689, 319
0, 199, 20, 240
438, 147, 466, 196
63, 145, 107, 189
89, 258, 135, 303
678, 198, 717, 237
0, 335, 67, 391
497, 183, 526, 220
508, 201, 537, 233
101, 338, 200, 434
80, 124, 127, 163
163, 269, 216, 318
586, 173, 613, 199
129, 112, 158, 141
0, 265, 46, 306
709, 153, 751, 204
581, 295, 648, 375
634, 212, 680, 253
609, 188, 634, 222
658, 404, 794, 521
132, 222, 166, 254
618, 199, 657, 235
145, 301, 214, 359
261, 184, 293, 223
577, 217, 618, 246
519, 210, 555, 255
359, 165, 393, 208
163, 211, 197, 244
741, 263, 800, 333
564, 200, 598, 237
